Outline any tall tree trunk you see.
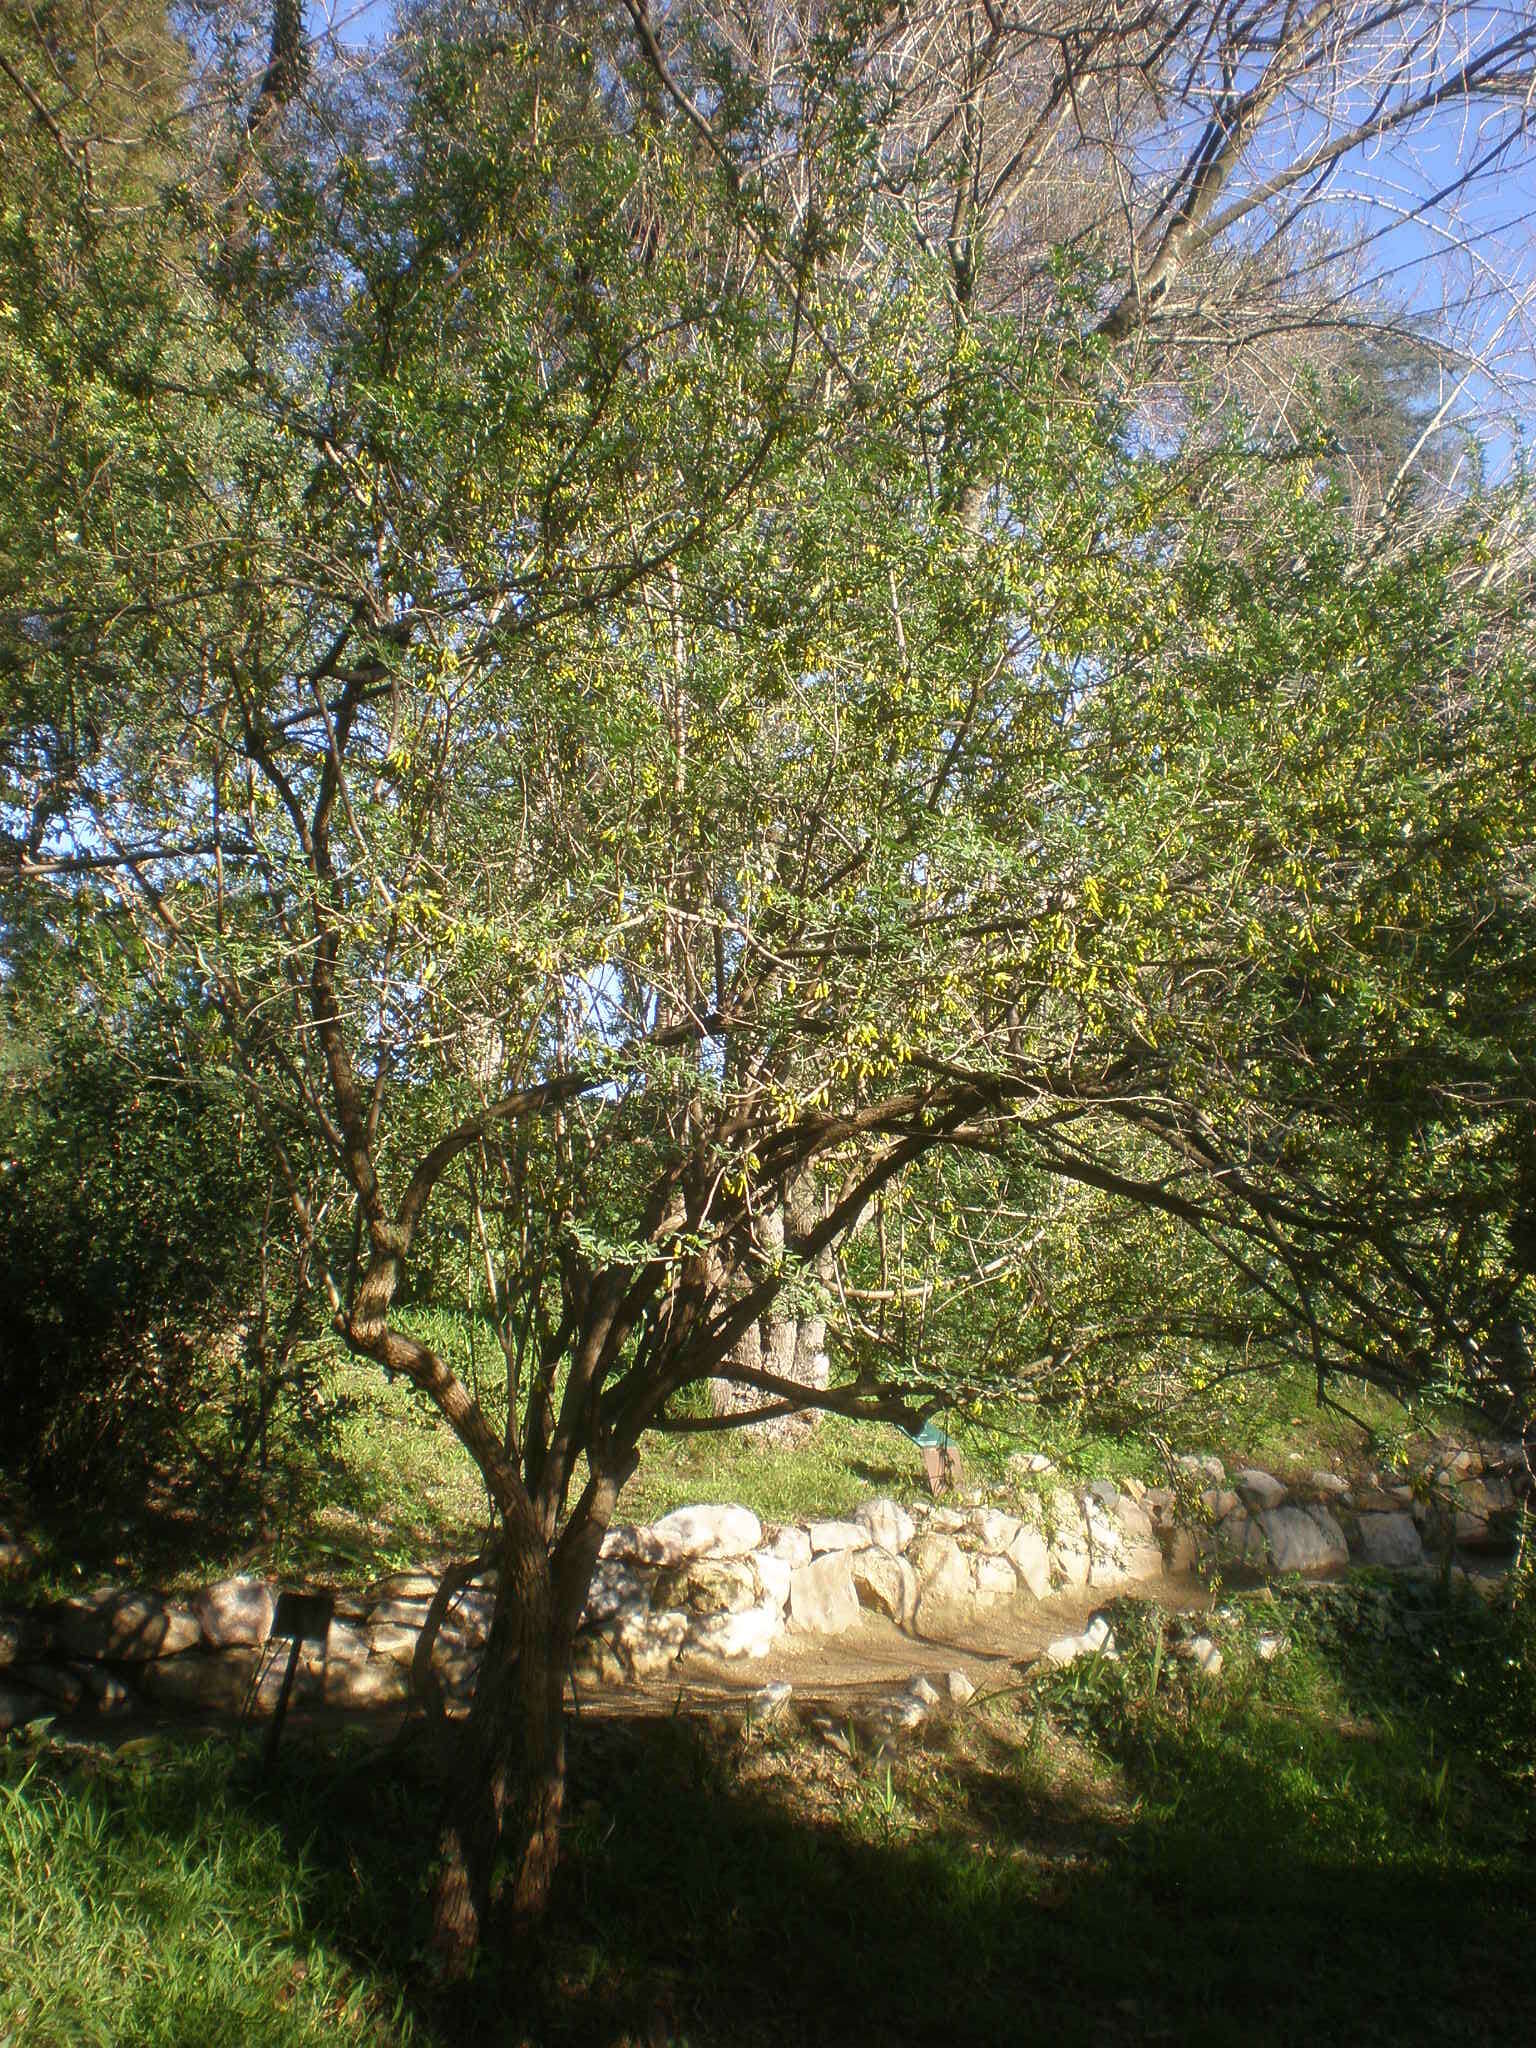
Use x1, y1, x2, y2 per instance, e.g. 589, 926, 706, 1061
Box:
429, 1509, 572, 1974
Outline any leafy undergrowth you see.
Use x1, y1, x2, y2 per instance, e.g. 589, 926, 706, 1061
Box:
4, 1573, 1533, 2047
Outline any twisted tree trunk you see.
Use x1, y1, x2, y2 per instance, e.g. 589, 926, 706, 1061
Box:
429, 1510, 572, 1972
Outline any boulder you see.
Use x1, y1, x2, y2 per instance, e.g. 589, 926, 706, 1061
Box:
1173, 1453, 1225, 1485
367, 1622, 424, 1666
581, 1559, 649, 1626
141, 1648, 272, 1714
751, 1549, 793, 1615
1043, 1492, 1091, 1589
1355, 1512, 1426, 1570
806, 1519, 870, 1557
684, 1597, 783, 1661
652, 1556, 762, 1618
1215, 1511, 1267, 1567
909, 1532, 974, 1634
962, 1507, 1023, 1556
72, 1661, 131, 1711
849, 1545, 918, 1628
1258, 1505, 1349, 1574
970, 1553, 1018, 1606
789, 1551, 861, 1637
367, 1572, 440, 1604
55, 1589, 201, 1662
366, 1597, 432, 1630
760, 1524, 814, 1569
648, 1504, 763, 1563
1005, 1523, 1051, 1601
1084, 1495, 1162, 1587
1234, 1469, 1287, 1512
1307, 1471, 1351, 1499
194, 1579, 277, 1650
853, 1498, 915, 1554
322, 1655, 412, 1709
613, 1608, 689, 1679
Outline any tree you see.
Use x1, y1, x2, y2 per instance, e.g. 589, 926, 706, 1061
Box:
4, 0, 1535, 1972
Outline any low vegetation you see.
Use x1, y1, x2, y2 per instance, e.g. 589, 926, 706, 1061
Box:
5, 1572, 1531, 2047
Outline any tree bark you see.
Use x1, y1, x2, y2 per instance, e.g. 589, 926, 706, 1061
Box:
429, 1508, 572, 1974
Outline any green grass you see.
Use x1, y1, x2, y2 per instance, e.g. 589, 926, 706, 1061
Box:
0, 1732, 414, 2047
4, 1574, 1532, 2047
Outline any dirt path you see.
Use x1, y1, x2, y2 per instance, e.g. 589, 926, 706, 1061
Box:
570, 1574, 1220, 1722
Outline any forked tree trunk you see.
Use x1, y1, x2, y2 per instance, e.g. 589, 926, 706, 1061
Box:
429, 1511, 576, 1973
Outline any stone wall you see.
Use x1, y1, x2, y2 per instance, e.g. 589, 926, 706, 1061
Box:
0, 1439, 1526, 1733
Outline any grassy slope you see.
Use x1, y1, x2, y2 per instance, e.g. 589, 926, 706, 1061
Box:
4, 1574, 1532, 2048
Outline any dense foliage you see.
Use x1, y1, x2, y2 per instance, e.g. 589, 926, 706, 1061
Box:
3, 0, 1534, 1966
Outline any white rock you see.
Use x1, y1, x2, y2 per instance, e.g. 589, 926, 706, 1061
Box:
908, 1533, 974, 1633
1355, 1512, 1427, 1570
582, 1558, 649, 1625
752, 1679, 793, 1720
685, 1597, 783, 1661
788, 1551, 861, 1636
1044, 1492, 1092, 1589
751, 1549, 793, 1615
1041, 1632, 1091, 1668
194, 1578, 276, 1650
654, 1556, 764, 1617
945, 1669, 977, 1705
970, 1553, 1018, 1605
1082, 1612, 1115, 1651
613, 1608, 689, 1679
849, 1546, 918, 1628
1181, 1635, 1223, 1677
1258, 1505, 1349, 1574
1005, 1524, 1052, 1601
853, 1498, 916, 1553
964, 1507, 1023, 1556
648, 1504, 763, 1563
806, 1519, 870, 1556
760, 1524, 814, 1569
1234, 1468, 1287, 1511
906, 1674, 942, 1710
1256, 1633, 1287, 1662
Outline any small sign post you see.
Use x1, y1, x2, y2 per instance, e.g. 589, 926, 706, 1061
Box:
262, 1590, 335, 1772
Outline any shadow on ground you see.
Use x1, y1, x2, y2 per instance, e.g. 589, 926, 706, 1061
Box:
230, 1680, 1531, 2048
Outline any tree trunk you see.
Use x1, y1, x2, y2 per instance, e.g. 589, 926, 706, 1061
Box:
429, 1510, 573, 1974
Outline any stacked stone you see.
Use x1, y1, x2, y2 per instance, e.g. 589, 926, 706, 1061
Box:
0, 1437, 1525, 1728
